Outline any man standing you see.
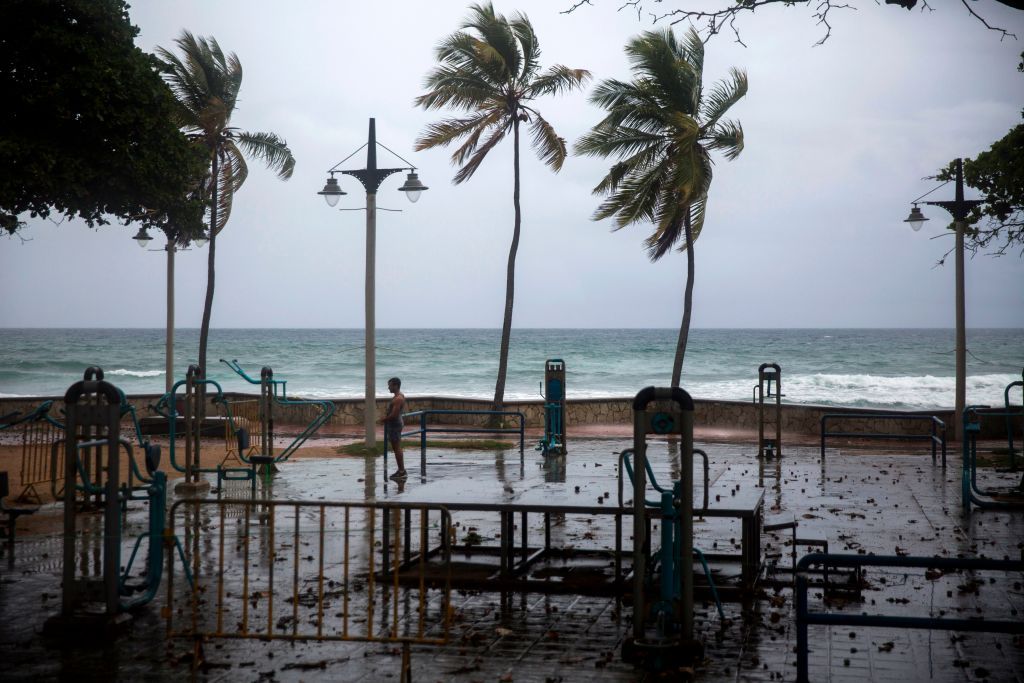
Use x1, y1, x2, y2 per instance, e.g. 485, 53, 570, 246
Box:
381, 377, 406, 479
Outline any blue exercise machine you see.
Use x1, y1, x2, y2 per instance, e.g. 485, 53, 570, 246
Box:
536, 359, 566, 456
621, 386, 704, 672
43, 368, 191, 638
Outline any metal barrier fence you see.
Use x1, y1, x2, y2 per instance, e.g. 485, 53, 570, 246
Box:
795, 553, 1024, 683
220, 398, 263, 468
165, 498, 453, 670
384, 409, 526, 478
0, 402, 65, 504
820, 413, 946, 466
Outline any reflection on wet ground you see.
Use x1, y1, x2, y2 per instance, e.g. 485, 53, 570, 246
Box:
1, 438, 1022, 682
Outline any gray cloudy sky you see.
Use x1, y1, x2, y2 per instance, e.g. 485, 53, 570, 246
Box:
2, 0, 1022, 329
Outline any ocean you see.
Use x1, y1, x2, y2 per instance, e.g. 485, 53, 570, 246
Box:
0, 328, 1020, 410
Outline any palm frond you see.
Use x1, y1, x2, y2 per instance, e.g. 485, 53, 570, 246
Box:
464, 2, 521, 80
700, 67, 747, 132
509, 11, 540, 82
525, 65, 591, 99
525, 109, 567, 171
449, 111, 507, 165
236, 131, 296, 180
575, 123, 665, 164
705, 119, 744, 161
414, 109, 503, 153
625, 29, 699, 116
416, 64, 503, 111
452, 123, 508, 184
220, 142, 249, 195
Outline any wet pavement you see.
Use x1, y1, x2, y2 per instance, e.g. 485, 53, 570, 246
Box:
1, 437, 1022, 682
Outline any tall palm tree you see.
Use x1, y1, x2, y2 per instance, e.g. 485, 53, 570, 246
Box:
158, 31, 295, 377
415, 2, 589, 411
575, 27, 745, 387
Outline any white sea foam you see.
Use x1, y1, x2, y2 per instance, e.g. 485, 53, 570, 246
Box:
281, 373, 1022, 410
107, 369, 165, 378
682, 373, 1021, 410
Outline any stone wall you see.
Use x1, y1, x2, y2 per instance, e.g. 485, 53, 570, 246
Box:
2, 393, 1018, 440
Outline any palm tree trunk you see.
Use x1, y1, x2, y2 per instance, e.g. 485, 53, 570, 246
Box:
198, 152, 219, 381
492, 118, 522, 413
671, 212, 694, 388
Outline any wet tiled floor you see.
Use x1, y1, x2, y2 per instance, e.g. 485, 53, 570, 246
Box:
1, 438, 1022, 681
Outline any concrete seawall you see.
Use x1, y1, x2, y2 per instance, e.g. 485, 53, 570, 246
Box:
2, 393, 1018, 440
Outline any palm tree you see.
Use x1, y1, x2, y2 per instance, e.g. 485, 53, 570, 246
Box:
575, 27, 745, 387
415, 2, 589, 411
158, 31, 295, 377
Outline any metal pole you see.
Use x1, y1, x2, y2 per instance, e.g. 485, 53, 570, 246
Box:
954, 160, 967, 442
364, 120, 378, 448
166, 241, 175, 394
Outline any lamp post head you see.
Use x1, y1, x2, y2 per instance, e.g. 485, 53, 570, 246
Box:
904, 205, 928, 232
192, 232, 209, 248
318, 175, 347, 207
132, 226, 153, 248
398, 171, 428, 203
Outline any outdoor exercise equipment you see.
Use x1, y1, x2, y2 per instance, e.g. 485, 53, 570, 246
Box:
754, 363, 782, 458
620, 447, 722, 623
220, 359, 336, 464
621, 386, 703, 672
536, 359, 567, 456
961, 404, 1024, 512
43, 368, 190, 637
164, 365, 269, 498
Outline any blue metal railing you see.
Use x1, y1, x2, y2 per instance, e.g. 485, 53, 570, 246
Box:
1004, 375, 1023, 467
961, 405, 1024, 511
795, 553, 1024, 683
383, 409, 525, 478
820, 413, 946, 466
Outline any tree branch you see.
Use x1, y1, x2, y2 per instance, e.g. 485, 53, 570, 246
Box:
960, 0, 1017, 40
561, 0, 1020, 45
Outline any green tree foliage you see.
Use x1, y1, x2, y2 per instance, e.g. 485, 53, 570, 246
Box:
576, 27, 746, 386
955, 124, 1024, 256
158, 32, 295, 375
414, 2, 590, 410
938, 52, 1024, 257
0, 0, 205, 236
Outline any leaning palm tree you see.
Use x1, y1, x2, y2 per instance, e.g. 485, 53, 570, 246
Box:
158, 31, 295, 377
575, 27, 745, 387
415, 2, 589, 411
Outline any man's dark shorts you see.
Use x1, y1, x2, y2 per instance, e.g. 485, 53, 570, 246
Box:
385, 420, 403, 444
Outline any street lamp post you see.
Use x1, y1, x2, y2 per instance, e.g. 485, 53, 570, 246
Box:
319, 118, 427, 447
904, 158, 982, 439
132, 227, 207, 394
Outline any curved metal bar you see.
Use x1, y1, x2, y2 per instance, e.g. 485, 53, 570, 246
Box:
961, 405, 1024, 510
167, 374, 226, 474
1004, 375, 1023, 467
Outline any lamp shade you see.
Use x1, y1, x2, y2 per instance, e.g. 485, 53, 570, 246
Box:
904, 206, 928, 232
192, 233, 209, 248
318, 176, 346, 207
132, 226, 153, 248
398, 172, 428, 203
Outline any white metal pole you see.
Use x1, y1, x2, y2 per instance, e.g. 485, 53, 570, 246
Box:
365, 192, 377, 447
166, 240, 175, 394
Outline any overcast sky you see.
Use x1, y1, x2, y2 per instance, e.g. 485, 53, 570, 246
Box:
2, 0, 1022, 329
